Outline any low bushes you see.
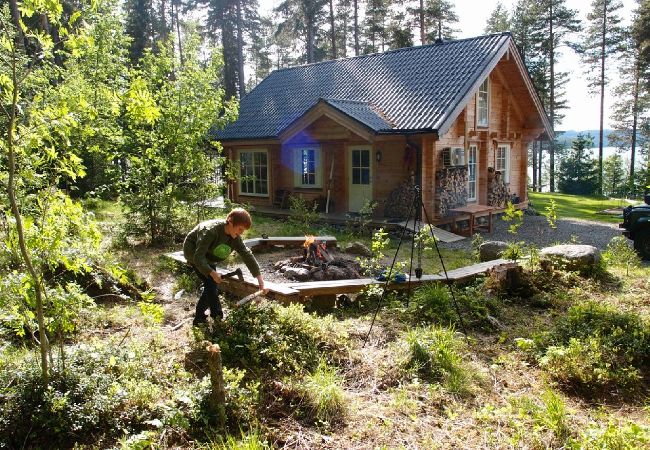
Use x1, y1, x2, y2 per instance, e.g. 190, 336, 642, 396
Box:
407, 282, 497, 330
0, 341, 203, 448
211, 303, 349, 378
393, 325, 477, 395
534, 301, 650, 393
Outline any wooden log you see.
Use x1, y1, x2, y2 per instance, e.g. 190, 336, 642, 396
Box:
206, 343, 227, 428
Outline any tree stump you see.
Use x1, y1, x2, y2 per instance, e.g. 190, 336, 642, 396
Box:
206, 343, 227, 428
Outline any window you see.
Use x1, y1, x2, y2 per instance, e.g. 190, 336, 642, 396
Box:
293, 146, 322, 188
239, 150, 268, 196
477, 78, 489, 127
351, 148, 370, 185
495, 144, 510, 183
468, 145, 477, 201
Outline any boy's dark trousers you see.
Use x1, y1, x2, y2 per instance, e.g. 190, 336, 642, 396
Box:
192, 266, 223, 325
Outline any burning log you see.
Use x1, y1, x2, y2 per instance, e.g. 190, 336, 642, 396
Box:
273, 236, 362, 281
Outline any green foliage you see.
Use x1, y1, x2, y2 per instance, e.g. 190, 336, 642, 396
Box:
471, 233, 484, 262
345, 199, 377, 236
557, 134, 599, 195
602, 236, 642, 275
501, 241, 525, 262
476, 391, 571, 448
0, 340, 200, 448
408, 282, 495, 330
358, 228, 390, 277
138, 299, 164, 325
296, 360, 347, 426
288, 196, 320, 231
538, 301, 650, 392
545, 198, 558, 230
396, 325, 474, 395
567, 420, 650, 449
211, 430, 271, 450
501, 201, 524, 234
211, 303, 348, 377
119, 33, 235, 244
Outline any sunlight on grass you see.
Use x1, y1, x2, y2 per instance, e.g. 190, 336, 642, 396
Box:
528, 192, 636, 224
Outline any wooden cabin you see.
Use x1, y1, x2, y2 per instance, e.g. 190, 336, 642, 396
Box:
214, 33, 553, 233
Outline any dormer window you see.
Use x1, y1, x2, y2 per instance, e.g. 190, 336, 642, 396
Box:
477, 78, 489, 127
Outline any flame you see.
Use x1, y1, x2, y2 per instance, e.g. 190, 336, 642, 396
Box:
303, 235, 315, 248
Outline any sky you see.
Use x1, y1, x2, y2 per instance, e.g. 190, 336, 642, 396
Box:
258, 0, 639, 133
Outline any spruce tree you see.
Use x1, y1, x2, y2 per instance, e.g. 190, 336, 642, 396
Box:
558, 134, 599, 195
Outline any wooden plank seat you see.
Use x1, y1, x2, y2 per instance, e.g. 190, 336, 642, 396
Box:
285, 259, 515, 297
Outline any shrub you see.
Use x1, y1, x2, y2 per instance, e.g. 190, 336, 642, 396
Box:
602, 236, 641, 275
407, 282, 495, 330
288, 196, 319, 231
567, 421, 649, 449
395, 325, 475, 395
0, 341, 198, 448
211, 303, 348, 377
538, 301, 650, 392
297, 360, 346, 426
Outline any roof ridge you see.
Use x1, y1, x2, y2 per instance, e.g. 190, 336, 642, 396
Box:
270, 32, 512, 74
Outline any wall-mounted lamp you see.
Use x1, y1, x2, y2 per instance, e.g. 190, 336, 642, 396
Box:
375, 150, 382, 163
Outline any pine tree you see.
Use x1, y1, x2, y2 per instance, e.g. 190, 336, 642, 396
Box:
388, 11, 414, 49
580, 0, 625, 195
558, 134, 599, 195
609, 29, 650, 197
532, 0, 581, 192
406, 0, 458, 44
275, 0, 328, 63
247, 15, 274, 89
363, 0, 390, 53
484, 2, 511, 34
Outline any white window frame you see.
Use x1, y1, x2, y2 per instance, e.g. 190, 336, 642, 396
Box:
239, 149, 269, 197
495, 144, 511, 184
477, 77, 489, 127
467, 145, 478, 201
293, 146, 322, 188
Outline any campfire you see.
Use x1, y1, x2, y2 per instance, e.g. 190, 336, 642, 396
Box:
273, 236, 361, 282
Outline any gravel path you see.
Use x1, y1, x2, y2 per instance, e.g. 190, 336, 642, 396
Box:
439, 213, 622, 252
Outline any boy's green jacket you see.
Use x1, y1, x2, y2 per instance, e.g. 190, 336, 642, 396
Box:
183, 219, 260, 278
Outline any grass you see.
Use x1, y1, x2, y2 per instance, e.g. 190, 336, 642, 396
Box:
528, 191, 637, 224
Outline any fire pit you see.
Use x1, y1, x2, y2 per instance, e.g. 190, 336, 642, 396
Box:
272, 236, 362, 282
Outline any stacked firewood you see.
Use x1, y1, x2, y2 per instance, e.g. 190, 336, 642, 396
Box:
487, 172, 509, 207
384, 179, 417, 219
435, 167, 468, 217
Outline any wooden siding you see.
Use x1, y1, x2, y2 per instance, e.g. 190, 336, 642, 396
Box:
225, 52, 547, 219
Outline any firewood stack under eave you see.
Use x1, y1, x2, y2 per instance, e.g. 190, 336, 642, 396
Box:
384, 179, 417, 219
435, 167, 468, 217
487, 177, 509, 207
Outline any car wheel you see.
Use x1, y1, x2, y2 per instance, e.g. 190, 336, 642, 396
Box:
633, 229, 650, 261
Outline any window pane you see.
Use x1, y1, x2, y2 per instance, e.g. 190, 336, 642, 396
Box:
361, 168, 369, 184
353, 150, 360, 167
361, 150, 369, 167
352, 168, 360, 184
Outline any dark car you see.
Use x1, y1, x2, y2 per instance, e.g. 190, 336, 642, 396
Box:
620, 193, 650, 260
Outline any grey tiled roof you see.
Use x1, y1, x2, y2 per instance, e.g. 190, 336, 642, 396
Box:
216, 33, 513, 141
320, 98, 394, 131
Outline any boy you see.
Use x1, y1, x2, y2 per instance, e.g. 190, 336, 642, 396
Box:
183, 208, 265, 325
